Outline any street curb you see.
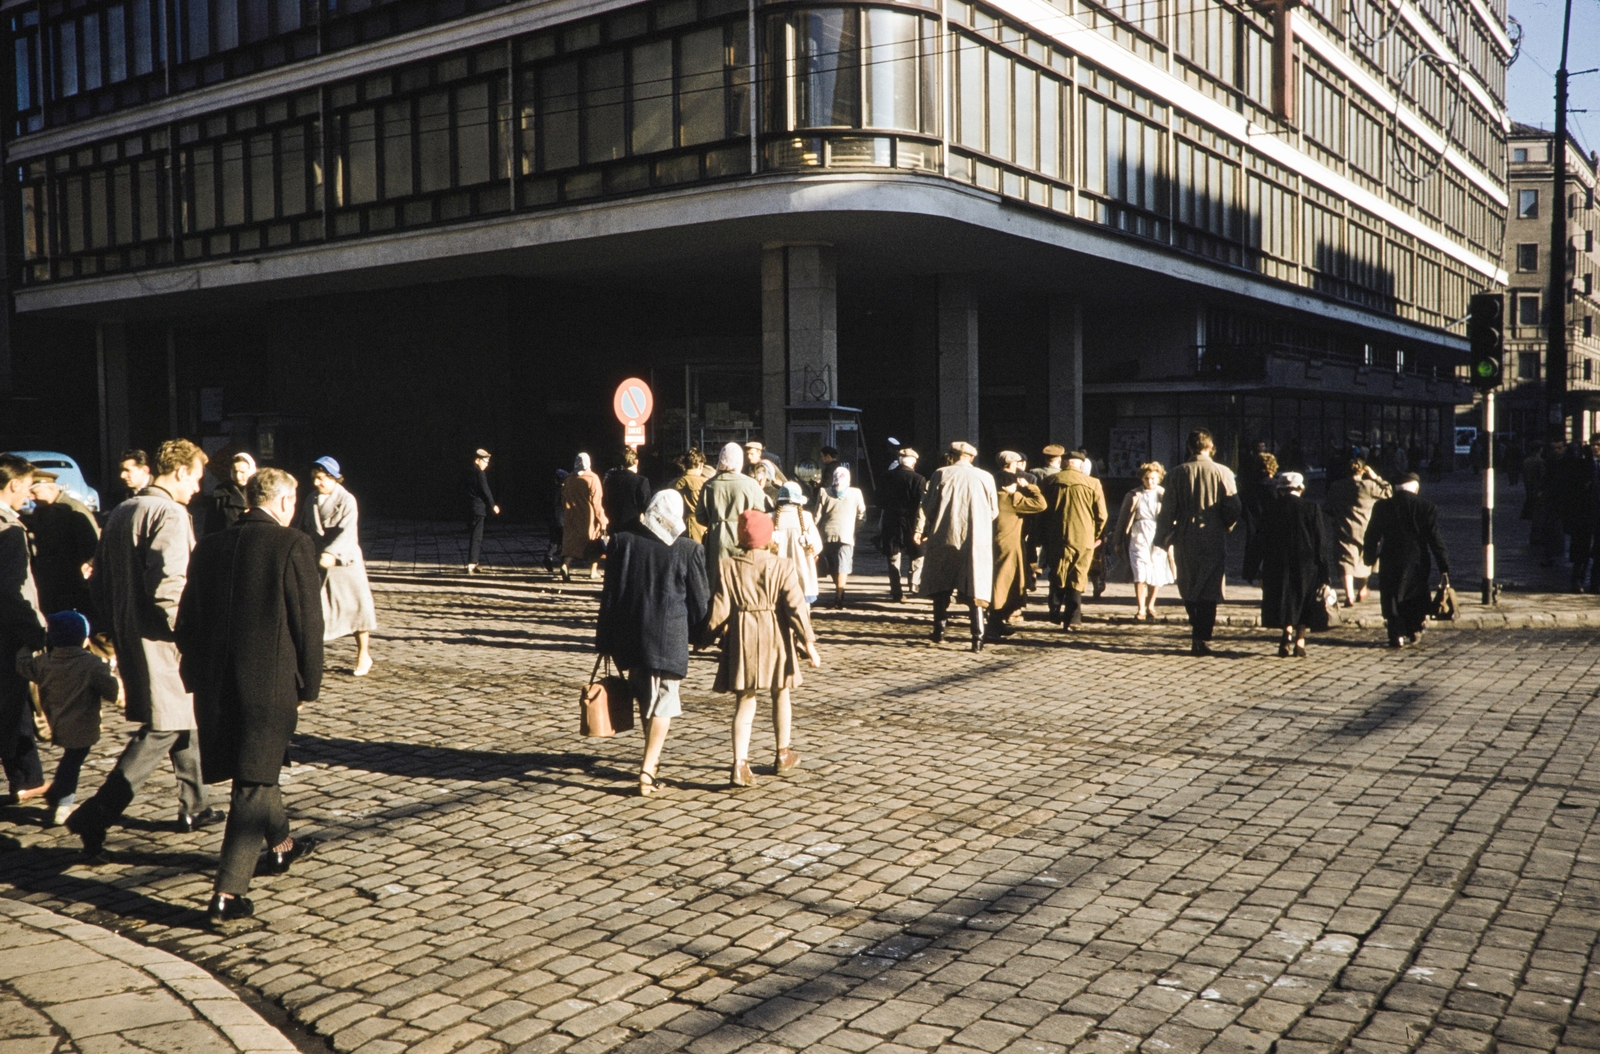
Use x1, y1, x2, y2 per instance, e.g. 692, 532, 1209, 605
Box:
0, 898, 298, 1053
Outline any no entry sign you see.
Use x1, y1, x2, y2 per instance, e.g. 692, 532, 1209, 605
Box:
614, 378, 653, 448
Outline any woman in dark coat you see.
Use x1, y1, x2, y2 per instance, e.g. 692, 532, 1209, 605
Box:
596, 490, 709, 796
1246, 472, 1329, 658
1362, 474, 1450, 648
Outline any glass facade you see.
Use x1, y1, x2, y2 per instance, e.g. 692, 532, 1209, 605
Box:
8, 0, 1505, 334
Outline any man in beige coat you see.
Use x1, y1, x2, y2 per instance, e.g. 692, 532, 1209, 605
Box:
70, 440, 222, 860
1153, 429, 1242, 656
1040, 450, 1108, 630
915, 442, 999, 651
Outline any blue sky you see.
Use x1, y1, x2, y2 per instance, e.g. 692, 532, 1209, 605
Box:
1507, 0, 1600, 156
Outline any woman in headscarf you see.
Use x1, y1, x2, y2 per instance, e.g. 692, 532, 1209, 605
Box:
703, 510, 820, 788
301, 457, 377, 676
814, 466, 866, 608
596, 490, 709, 796
208, 452, 256, 535
1246, 471, 1330, 658
561, 453, 608, 581
696, 443, 768, 593
772, 481, 822, 605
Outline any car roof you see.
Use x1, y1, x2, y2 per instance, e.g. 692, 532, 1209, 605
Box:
9, 451, 82, 468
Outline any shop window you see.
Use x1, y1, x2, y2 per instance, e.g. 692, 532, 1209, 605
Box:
1516, 243, 1537, 272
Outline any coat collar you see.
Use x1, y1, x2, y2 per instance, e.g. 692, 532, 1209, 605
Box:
0, 503, 20, 526
239, 508, 280, 526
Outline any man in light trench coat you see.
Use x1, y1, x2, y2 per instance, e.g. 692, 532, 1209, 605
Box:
69, 439, 224, 860
915, 442, 1000, 652
1153, 429, 1242, 656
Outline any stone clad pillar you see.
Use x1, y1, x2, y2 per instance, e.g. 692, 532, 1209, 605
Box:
97, 321, 130, 485
1047, 298, 1083, 448
761, 244, 838, 468
937, 276, 979, 450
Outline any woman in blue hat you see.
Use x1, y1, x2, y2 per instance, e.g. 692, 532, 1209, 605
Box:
302, 457, 377, 676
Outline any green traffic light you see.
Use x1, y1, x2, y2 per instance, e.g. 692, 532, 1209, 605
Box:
1475, 360, 1497, 377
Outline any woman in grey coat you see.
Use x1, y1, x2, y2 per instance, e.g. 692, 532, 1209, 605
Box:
301, 457, 377, 676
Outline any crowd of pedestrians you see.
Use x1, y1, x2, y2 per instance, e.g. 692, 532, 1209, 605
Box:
1519, 434, 1600, 593
0, 438, 381, 924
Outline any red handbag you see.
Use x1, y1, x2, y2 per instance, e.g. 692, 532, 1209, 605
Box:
580, 656, 633, 737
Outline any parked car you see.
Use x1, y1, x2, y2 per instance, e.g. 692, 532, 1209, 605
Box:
11, 451, 101, 512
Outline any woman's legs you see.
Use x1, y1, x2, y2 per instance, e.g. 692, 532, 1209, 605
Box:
1135, 582, 1150, 617
1343, 571, 1358, 606
641, 717, 671, 778
731, 692, 759, 766
353, 632, 372, 676
771, 689, 792, 752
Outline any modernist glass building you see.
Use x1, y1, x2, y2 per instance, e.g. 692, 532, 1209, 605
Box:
1, 0, 1509, 506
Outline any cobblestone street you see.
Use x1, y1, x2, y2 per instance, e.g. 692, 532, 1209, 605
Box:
4, 571, 1600, 1054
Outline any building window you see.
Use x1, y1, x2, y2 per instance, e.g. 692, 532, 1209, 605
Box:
1517, 292, 1541, 327
1586, 273, 1594, 296
770, 8, 938, 136
1518, 351, 1540, 380
1587, 316, 1595, 339
1587, 230, 1595, 252
1513, 147, 1527, 162
1081, 94, 1165, 213
951, 33, 1065, 177
1519, 189, 1539, 218
1516, 243, 1538, 272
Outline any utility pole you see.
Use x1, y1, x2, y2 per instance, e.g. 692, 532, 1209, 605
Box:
1548, 0, 1575, 438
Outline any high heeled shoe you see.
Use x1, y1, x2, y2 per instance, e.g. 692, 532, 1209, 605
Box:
1292, 640, 1307, 658
729, 761, 757, 788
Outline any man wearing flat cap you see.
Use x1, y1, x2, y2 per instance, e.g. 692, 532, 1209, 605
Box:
877, 447, 926, 602
1362, 472, 1449, 648
464, 449, 499, 573
1038, 449, 1106, 630
23, 469, 99, 620
915, 441, 998, 651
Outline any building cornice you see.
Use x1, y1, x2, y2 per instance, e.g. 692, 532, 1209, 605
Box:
11, 172, 1469, 351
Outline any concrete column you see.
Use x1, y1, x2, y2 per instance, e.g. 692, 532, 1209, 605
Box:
761, 244, 838, 467
97, 321, 130, 485
1047, 299, 1083, 448
937, 276, 979, 449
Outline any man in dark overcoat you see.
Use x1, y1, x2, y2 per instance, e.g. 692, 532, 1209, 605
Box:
21, 470, 99, 623
464, 448, 499, 573
0, 454, 48, 801
877, 447, 925, 602
1362, 473, 1449, 648
597, 490, 709, 795
177, 467, 324, 924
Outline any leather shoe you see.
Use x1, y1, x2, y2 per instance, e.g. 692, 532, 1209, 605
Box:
262, 837, 317, 876
178, 808, 226, 834
1191, 640, 1214, 656
66, 807, 109, 862
207, 893, 254, 925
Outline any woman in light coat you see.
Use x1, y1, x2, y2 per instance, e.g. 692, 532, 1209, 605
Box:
703, 510, 820, 789
814, 466, 866, 608
1114, 462, 1176, 620
1323, 459, 1391, 606
772, 482, 822, 604
303, 457, 377, 676
562, 453, 609, 581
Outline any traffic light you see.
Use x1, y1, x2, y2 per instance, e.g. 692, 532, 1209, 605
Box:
1467, 292, 1503, 391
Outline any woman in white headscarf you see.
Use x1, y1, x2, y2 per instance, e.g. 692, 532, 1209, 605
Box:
814, 465, 866, 607
562, 453, 608, 581
301, 456, 378, 676
1245, 471, 1330, 657
772, 481, 823, 604
597, 490, 709, 795
696, 443, 769, 592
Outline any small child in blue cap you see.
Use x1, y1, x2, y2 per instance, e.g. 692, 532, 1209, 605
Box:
16, 611, 119, 826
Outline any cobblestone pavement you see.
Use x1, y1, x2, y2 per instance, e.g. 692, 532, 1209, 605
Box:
3, 575, 1600, 1054
0, 897, 296, 1052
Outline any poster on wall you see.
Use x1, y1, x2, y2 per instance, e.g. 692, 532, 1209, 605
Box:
1108, 428, 1150, 479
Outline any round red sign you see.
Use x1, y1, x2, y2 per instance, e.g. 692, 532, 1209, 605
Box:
613, 378, 654, 425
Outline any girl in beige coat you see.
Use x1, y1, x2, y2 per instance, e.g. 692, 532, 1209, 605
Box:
705, 510, 820, 788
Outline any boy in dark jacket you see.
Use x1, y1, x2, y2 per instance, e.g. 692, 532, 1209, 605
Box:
17, 611, 119, 825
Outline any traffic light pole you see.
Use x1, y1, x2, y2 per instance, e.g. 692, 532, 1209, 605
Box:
1483, 389, 1496, 604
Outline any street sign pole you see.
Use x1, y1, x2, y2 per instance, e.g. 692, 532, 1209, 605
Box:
1483, 388, 1496, 605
